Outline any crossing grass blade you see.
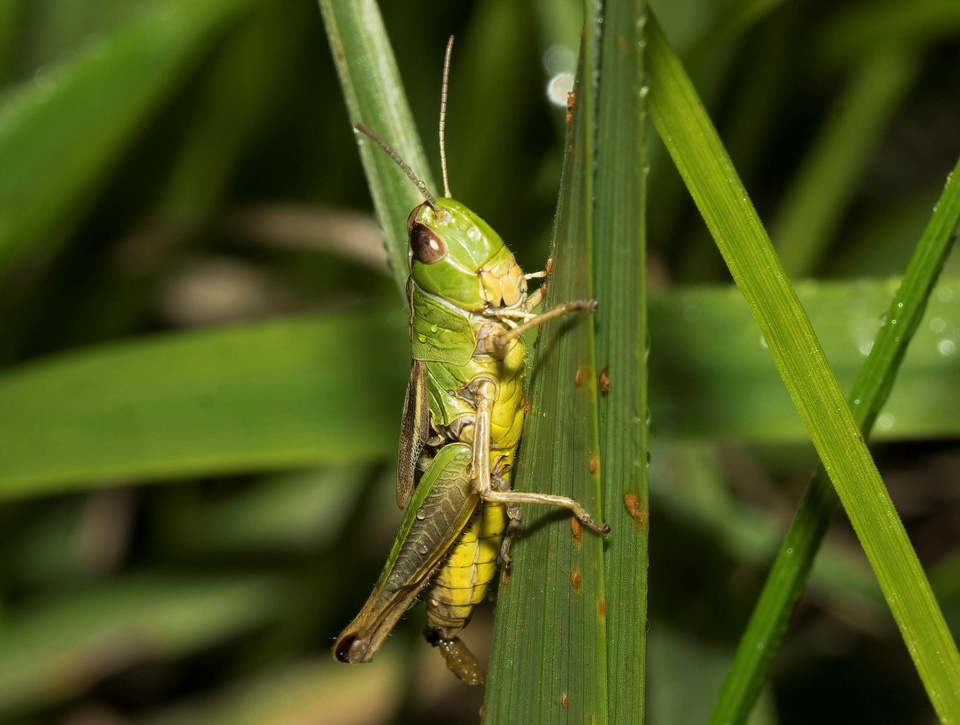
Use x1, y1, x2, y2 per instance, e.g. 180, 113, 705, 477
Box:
712, 155, 960, 723
646, 11, 960, 721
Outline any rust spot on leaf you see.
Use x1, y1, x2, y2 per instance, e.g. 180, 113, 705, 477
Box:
561, 693, 569, 710
570, 516, 583, 541
570, 568, 582, 592
623, 492, 648, 528
598, 599, 607, 618
566, 90, 576, 128
599, 368, 611, 393
589, 457, 599, 476
575, 368, 583, 387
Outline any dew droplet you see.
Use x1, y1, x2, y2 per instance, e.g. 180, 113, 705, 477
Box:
546, 72, 575, 107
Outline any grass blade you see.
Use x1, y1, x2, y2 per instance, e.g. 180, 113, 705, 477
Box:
484, 7, 607, 720
0, 0, 254, 276
649, 278, 960, 442
712, 155, 960, 723
594, 0, 649, 720
3, 279, 959, 498
0, 310, 407, 498
646, 12, 960, 720
318, 0, 436, 296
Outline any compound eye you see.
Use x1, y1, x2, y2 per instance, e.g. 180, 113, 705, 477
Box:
410, 222, 448, 264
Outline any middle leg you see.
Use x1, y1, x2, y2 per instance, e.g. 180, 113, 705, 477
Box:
470, 378, 610, 536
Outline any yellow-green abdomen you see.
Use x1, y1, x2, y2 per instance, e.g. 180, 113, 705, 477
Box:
425, 498, 507, 639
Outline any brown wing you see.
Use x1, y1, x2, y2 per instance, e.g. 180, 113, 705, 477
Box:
397, 359, 430, 508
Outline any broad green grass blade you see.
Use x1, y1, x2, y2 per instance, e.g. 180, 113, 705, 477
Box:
593, 0, 649, 720
712, 156, 960, 724
0, 574, 286, 719
3, 282, 958, 498
0, 0, 254, 275
773, 48, 917, 277
318, 0, 436, 296
649, 278, 960, 442
485, 9, 607, 721
0, 310, 407, 498
646, 12, 960, 721
154, 465, 370, 556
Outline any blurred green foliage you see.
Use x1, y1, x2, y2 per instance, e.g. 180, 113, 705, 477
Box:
0, 0, 958, 723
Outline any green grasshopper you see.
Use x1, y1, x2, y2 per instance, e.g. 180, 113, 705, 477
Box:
333, 39, 609, 685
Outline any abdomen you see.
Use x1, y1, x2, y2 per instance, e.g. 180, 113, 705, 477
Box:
425, 499, 507, 639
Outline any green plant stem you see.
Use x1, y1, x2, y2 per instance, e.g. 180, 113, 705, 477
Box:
646, 11, 960, 721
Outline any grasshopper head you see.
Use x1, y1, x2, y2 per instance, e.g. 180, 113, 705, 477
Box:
408, 198, 526, 312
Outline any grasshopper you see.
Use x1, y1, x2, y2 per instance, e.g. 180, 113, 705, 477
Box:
333, 39, 609, 685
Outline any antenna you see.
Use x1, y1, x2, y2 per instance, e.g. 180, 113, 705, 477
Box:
354, 123, 439, 212
439, 36, 454, 198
